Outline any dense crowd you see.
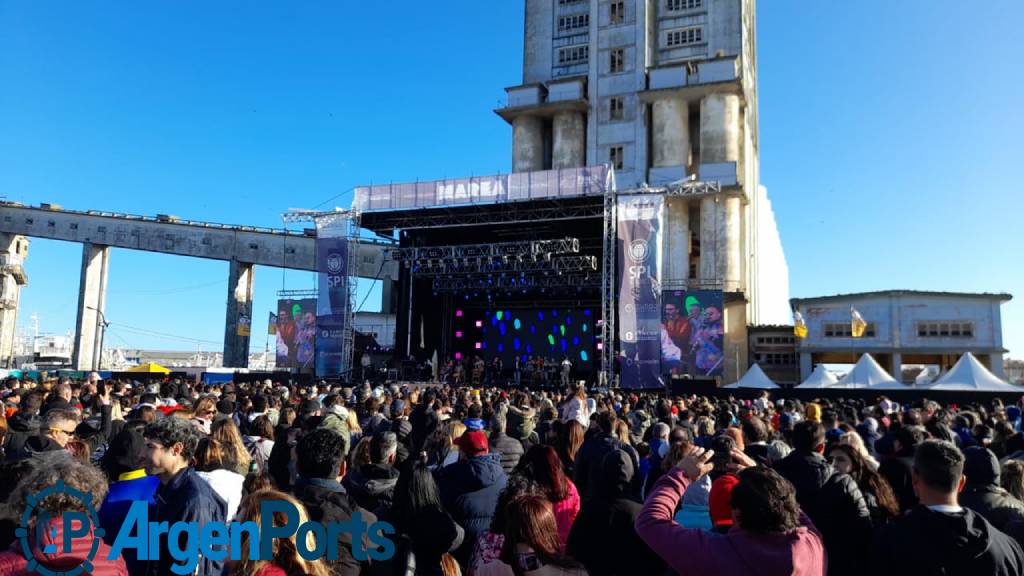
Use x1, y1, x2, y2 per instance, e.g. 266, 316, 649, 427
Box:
1, 374, 1024, 575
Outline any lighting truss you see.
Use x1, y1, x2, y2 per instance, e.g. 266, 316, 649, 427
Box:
281, 208, 353, 224
430, 273, 601, 293
387, 237, 580, 262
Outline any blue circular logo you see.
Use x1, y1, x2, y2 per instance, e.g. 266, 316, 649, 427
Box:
15, 480, 105, 576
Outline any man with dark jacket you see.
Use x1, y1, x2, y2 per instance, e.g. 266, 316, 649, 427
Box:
435, 429, 508, 566
293, 428, 379, 576
3, 390, 43, 459
774, 420, 872, 576
575, 411, 637, 502
488, 412, 524, 475
13, 408, 78, 462
568, 448, 666, 576
142, 417, 228, 576
344, 430, 400, 516
873, 439, 1024, 575
879, 425, 926, 512
961, 446, 1024, 533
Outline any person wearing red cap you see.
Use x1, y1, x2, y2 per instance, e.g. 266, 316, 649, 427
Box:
436, 429, 509, 566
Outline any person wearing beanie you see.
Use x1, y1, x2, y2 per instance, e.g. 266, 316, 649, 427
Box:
960, 446, 1024, 534
98, 429, 160, 576
709, 473, 740, 534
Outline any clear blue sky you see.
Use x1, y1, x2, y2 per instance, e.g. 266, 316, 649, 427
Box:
1, 1, 1021, 358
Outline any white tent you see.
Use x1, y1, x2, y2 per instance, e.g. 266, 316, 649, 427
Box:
927, 353, 1019, 392
836, 354, 902, 389
723, 363, 779, 389
797, 364, 840, 389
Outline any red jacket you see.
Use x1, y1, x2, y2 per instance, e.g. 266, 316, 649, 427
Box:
635, 467, 826, 576
0, 516, 128, 576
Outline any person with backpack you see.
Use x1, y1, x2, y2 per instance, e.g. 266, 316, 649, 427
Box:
243, 414, 275, 474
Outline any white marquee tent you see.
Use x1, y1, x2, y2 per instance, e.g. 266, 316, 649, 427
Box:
797, 364, 840, 389
927, 353, 1019, 392
836, 354, 902, 389
723, 363, 779, 389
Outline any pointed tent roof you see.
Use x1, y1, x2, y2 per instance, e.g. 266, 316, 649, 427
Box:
797, 364, 839, 389
836, 354, 900, 389
928, 353, 1019, 392
125, 362, 172, 374
723, 363, 779, 389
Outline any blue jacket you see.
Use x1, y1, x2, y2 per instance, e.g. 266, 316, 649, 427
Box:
145, 467, 228, 576
99, 470, 160, 576
435, 453, 507, 565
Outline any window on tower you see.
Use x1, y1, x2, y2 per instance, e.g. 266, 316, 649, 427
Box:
609, 97, 624, 121
610, 48, 625, 73
609, 146, 625, 170
665, 27, 703, 48
610, 1, 625, 24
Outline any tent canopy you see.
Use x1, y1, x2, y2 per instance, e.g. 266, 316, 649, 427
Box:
126, 362, 171, 374
928, 353, 1018, 392
724, 363, 779, 389
836, 354, 901, 389
797, 364, 839, 389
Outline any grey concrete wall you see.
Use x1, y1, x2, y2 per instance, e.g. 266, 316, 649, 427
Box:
552, 110, 586, 168
665, 197, 690, 282
700, 93, 741, 164
223, 261, 254, 368
651, 97, 689, 168
72, 243, 109, 370
524, 0, 553, 83
513, 115, 545, 172
0, 234, 27, 368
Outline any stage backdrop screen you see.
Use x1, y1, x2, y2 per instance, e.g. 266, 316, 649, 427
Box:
454, 307, 597, 370
276, 298, 317, 370
660, 290, 725, 378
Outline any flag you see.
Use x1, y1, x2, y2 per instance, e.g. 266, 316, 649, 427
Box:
851, 307, 867, 338
794, 311, 808, 339
268, 312, 277, 335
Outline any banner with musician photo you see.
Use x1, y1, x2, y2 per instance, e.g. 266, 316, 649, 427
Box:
616, 194, 664, 389
661, 289, 725, 378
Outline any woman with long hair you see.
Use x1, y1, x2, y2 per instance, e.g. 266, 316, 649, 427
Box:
388, 462, 465, 576
1002, 460, 1024, 502
514, 445, 580, 551
243, 415, 275, 474
828, 443, 899, 527
430, 420, 467, 470
555, 421, 585, 479
195, 437, 245, 520
210, 417, 253, 475
191, 395, 218, 434
491, 495, 586, 576
229, 489, 331, 576
562, 384, 590, 429
839, 431, 879, 470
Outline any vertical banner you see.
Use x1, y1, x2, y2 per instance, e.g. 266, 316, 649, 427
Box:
616, 194, 664, 389
316, 224, 349, 377
275, 299, 316, 370
661, 290, 725, 377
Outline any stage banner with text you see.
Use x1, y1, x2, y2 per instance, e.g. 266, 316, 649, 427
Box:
316, 225, 349, 378
616, 194, 664, 389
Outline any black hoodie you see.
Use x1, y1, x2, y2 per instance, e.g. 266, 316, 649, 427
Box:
872, 505, 1024, 575
3, 411, 40, 460
961, 447, 1024, 533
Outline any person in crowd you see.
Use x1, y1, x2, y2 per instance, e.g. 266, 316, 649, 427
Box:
291, 428, 378, 576
490, 412, 525, 475
960, 446, 1024, 533
827, 443, 900, 527
568, 449, 665, 576
190, 395, 217, 434
431, 420, 467, 471
839, 430, 879, 470
515, 445, 580, 550
470, 475, 541, 576
562, 384, 590, 429
879, 425, 927, 512
98, 428, 160, 575
142, 416, 228, 576
230, 489, 332, 576
1004, 460, 1024, 502
636, 445, 825, 575
872, 439, 1024, 575
555, 420, 584, 480
774, 420, 872, 576
210, 417, 253, 475
0, 458, 128, 576
243, 414, 275, 474
344, 430, 401, 516
436, 429, 509, 566
386, 461, 465, 576
742, 415, 789, 467
574, 411, 636, 502
194, 436, 246, 519
479, 494, 586, 576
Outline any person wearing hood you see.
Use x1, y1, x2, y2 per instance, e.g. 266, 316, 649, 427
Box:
856, 416, 882, 456
435, 429, 509, 566
636, 446, 825, 576
774, 420, 872, 576
3, 390, 43, 459
12, 408, 78, 462
567, 449, 666, 576
574, 411, 637, 503
98, 428, 160, 576
960, 446, 1024, 533
0, 458, 128, 576
344, 430, 401, 516
872, 440, 1024, 575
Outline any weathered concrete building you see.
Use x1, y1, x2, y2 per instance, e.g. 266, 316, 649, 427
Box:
791, 291, 1013, 382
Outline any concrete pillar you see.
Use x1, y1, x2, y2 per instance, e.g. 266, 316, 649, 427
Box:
651, 98, 690, 168
699, 197, 718, 282
665, 198, 690, 282
512, 115, 544, 172
721, 196, 741, 292
699, 93, 741, 164
552, 111, 585, 169
73, 243, 110, 371
891, 353, 903, 384
991, 353, 1006, 379
0, 235, 29, 369
800, 352, 813, 382
223, 261, 254, 368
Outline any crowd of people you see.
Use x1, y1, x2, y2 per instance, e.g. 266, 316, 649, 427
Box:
2, 373, 1024, 575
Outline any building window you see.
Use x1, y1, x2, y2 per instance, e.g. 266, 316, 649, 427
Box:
917, 321, 974, 338
609, 146, 624, 170
559, 0, 586, 5
557, 45, 589, 66
610, 1, 625, 24
557, 13, 589, 33
666, 0, 702, 11
609, 97, 624, 120
824, 322, 876, 338
665, 27, 703, 47
610, 48, 625, 73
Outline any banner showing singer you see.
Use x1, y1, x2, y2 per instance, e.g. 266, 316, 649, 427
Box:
316, 233, 349, 377
616, 194, 664, 389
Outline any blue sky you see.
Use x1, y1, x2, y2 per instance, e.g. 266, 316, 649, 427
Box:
1, 1, 1021, 358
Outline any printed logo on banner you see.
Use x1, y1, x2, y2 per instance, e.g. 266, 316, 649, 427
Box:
628, 239, 649, 263
327, 253, 343, 274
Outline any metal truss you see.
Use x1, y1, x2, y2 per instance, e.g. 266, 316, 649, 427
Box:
361, 198, 606, 232
410, 254, 597, 277
600, 191, 617, 386
387, 237, 580, 261
282, 207, 354, 224
276, 289, 318, 299
430, 273, 601, 293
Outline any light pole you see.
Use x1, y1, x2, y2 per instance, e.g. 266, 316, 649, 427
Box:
85, 306, 109, 371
